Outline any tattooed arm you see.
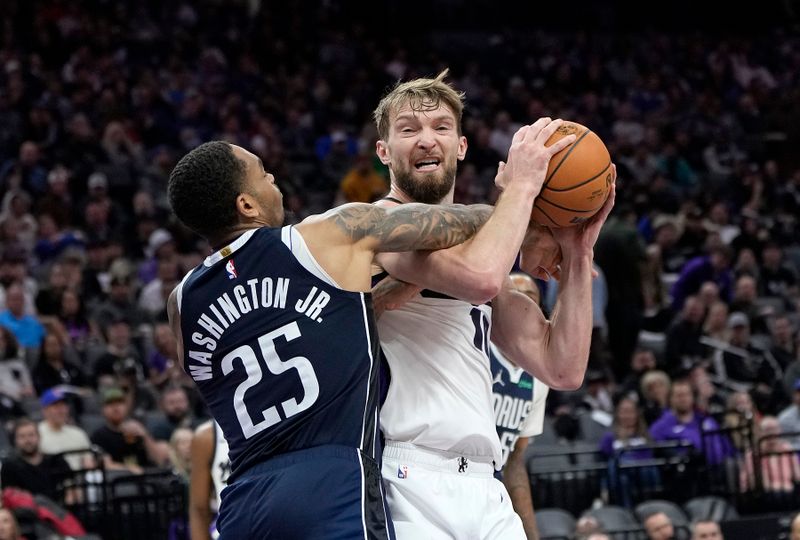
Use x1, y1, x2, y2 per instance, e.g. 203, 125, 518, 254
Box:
322, 202, 493, 252
294, 202, 492, 292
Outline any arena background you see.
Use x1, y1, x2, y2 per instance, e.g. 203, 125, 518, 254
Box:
0, 0, 799, 538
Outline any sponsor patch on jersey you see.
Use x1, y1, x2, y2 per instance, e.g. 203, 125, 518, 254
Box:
225, 259, 238, 280
397, 465, 409, 479
517, 379, 533, 390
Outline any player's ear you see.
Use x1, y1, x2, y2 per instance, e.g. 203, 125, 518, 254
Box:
236, 193, 260, 219
457, 135, 468, 161
376, 140, 391, 165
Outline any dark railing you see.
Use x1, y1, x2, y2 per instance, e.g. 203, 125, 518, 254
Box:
50, 447, 188, 540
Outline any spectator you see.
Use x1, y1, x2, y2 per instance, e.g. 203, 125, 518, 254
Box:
335, 153, 388, 204
768, 315, 797, 374
0, 508, 21, 540
644, 511, 675, 540
649, 379, 733, 466
719, 312, 767, 386
702, 300, 729, 342
149, 385, 196, 441
92, 274, 149, 331
729, 275, 767, 334
664, 295, 706, 375
92, 316, 144, 385
57, 288, 97, 357
0, 326, 34, 401
670, 245, 733, 311
0, 282, 45, 349
90, 387, 164, 473
31, 332, 86, 395
0, 418, 71, 501
37, 388, 91, 470
759, 241, 798, 301
601, 397, 656, 461
575, 515, 603, 540
640, 370, 671, 426
168, 426, 193, 480
137, 257, 180, 318
616, 348, 658, 403
691, 519, 723, 540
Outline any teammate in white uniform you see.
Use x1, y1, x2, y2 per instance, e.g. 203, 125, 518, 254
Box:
371, 71, 616, 539
190, 420, 231, 540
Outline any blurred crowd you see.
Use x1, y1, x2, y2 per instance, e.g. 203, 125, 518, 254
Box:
0, 0, 798, 519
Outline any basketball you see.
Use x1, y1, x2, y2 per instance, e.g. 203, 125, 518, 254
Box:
531, 121, 613, 228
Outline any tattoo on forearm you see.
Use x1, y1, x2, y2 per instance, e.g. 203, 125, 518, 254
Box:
330, 203, 493, 252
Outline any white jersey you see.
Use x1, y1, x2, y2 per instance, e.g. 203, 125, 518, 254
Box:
211, 421, 231, 512
378, 292, 501, 465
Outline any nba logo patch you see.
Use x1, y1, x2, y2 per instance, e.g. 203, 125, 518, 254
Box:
397, 465, 408, 479
226, 259, 238, 280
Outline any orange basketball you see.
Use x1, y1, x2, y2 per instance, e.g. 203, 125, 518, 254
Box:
531, 121, 613, 228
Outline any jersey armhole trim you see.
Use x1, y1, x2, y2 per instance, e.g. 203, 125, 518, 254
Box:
175, 268, 196, 314
281, 225, 343, 289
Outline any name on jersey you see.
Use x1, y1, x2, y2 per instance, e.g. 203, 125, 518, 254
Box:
492, 394, 533, 430
186, 277, 330, 382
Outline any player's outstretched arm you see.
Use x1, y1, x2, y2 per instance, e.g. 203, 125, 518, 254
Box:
375, 118, 575, 304
324, 202, 493, 253
491, 183, 615, 390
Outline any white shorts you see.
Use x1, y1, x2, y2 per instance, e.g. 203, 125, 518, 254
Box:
382, 442, 525, 540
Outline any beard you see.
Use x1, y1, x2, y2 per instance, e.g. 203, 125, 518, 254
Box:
393, 161, 457, 204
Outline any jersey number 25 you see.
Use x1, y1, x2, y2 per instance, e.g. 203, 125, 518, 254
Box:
221, 321, 320, 439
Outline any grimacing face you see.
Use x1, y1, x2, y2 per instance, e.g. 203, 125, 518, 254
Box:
377, 101, 467, 204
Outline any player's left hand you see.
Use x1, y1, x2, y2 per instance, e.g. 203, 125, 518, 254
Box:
371, 275, 421, 318
551, 166, 616, 255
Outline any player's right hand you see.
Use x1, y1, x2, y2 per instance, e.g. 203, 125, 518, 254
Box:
503, 118, 576, 198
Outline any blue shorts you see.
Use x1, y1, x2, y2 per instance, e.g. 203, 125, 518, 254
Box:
217, 445, 395, 540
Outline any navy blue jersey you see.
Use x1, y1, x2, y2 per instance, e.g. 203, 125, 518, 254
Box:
179, 227, 382, 482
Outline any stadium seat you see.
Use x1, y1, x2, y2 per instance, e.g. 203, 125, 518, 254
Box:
683, 495, 739, 522
582, 505, 641, 532
535, 508, 575, 539
634, 499, 689, 527
577, 412, 608, 444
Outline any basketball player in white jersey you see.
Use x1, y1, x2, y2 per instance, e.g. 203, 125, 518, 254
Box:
371, 71, 616, 538
189, 420, 230, 540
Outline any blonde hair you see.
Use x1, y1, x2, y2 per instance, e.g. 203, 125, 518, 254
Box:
373, 69, 465, 140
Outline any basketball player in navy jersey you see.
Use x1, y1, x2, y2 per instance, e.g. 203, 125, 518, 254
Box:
370, 71, 616, 539
166, 139, 554, 539
491, 273, 549, 540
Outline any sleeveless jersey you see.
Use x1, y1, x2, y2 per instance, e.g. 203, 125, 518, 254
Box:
377, 287, 501, 466
490, 343, 549, 468
211, 421, 231, 510
178, 226, 382, 482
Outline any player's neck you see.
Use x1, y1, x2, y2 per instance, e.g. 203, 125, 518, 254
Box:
208, 224, 263, 252
386, 186, 455, 205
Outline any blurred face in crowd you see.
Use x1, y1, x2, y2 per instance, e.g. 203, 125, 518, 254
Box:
171, 427, 193, 463
377, 101, 467, 204
762, 245, 781, 269
14, 423, 40, 457
107, 321, 131, 349
162, 388, 190, 420
43, 400, 70, 428
728, 321, 750, 347
670, 382, 694, 416
692, 521, 722, 540
5, 284, 25, 317
733, 276, 757, 303
43, 333, 64, 362
705, 302, 728, 333
0, 508, 19, 540
631, 349, 656, 372
729, 391, 753, 415
682, 296, 704, 324
103, 399, 129, 426
154, 323, 177, 355
644, 512, 674, 540
698, 282, 719, 306
61, 289, 81, 317
615, 398, 639, 431
771, 316, 793, 346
